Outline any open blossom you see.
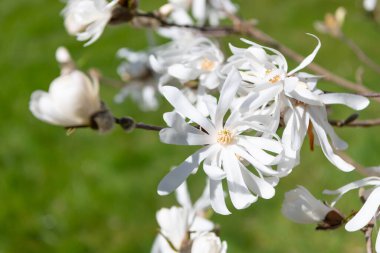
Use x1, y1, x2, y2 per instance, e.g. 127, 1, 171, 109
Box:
192, 0, 238, 26
314, 7, 346, 37
29, 47, 102, 127
151, 182, 217, 253
324, 177, 380, 252
158, 69, 286, 215
150, 37, 224, 90
223, 35, 369, 172
282, 186, 333, 224
115, 48, 159, 111
62, 0, 118, 46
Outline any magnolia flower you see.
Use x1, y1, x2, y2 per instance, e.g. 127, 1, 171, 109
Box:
30, 47, 102, 127
364, 0, 377, 11
151, 182, 215, 253
192, 0, 238, 26
191, 232, 227, 253
281, 73, 369, 172
282, 186, 333, 224
150, 37, 224, 90
314, 7, 346, 37
62, 0, 118, 46
223, 36, 370, 172
158, 69, 285, 215
324, 177, 380, 252
115, 48, 159, 111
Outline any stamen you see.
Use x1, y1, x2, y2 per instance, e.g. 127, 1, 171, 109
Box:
201, 58, 215, 72
217, 129, 233, 145
269, 75, 281, 84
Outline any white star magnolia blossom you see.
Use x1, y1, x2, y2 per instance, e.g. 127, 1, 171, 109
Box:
324, 177, 380, 253
151, 182, 224, 253
115, 48, 159, 111
282, 186, 333, 224
62, 0, 118, 46
158, 69, 287, 215
222, 35, 369, 172
192, 0, 238, 26
30, 47, 101, 127
364, 0, 378, 11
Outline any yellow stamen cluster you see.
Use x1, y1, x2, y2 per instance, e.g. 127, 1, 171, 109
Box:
269, 75, 281, 84
201, 58, 216, 72
217, 129, 233, 145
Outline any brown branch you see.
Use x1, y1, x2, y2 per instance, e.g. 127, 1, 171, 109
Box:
362, 223, 375, 253
128, 12, 380, 103
330, 118, 380, 127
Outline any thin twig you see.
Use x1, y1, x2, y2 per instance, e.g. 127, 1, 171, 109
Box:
330, 118, 380, 127
135, 122, 164, 131
340, 34, 380, 75
362, 223, 374, 253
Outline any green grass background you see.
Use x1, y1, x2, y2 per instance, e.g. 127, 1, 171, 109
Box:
1, 0, 380, 252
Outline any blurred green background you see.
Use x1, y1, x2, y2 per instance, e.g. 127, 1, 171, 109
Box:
1, 0, 380, 252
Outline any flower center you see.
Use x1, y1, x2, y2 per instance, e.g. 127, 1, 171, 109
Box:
201, 58, 216, 72
217, 129, 233, 145
269, 75, 281, 84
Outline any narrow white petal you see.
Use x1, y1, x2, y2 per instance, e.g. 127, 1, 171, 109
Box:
222, 149, 256, 209
209, 179, 231, 215
160, 128, 212, 146
346, 187, 380, 231
240, 165, 275, 199
288, 34, 321, 76
161, 86, 215, 134
175, 182, 192, 209
158, 146, 213, 195
168, 64, 201, 81
319, 93, 370, 111
215, 68, 242, 129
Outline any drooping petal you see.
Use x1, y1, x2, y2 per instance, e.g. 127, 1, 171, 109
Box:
319, 93, 370, 111
209, 178, 231, 215
310, 115, 355, 172
288, 34, 321, 76
161, 86, 215, 134
345, 187, 380, 231
240, 164, 275, 199
158, 146, 214, 195
222, 148, 256, 209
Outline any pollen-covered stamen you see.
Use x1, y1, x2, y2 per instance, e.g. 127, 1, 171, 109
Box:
201, 58, 216, 72
217, 129, 234, 145
269, 75, 281, 84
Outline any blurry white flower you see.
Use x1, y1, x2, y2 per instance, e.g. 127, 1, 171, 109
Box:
150, 37, 224, 90
282, 186, 333, 224
191, 232, 227, 253
364, 0, 377, 11
62, 0, 118, 46
151, 182, 215, 253
115, 48, 159, 111
192, 0, 238, 26
324, 177, 380, 252
314, 7, 346, 37
158, 69, 285, 214
30, 47, 102, 127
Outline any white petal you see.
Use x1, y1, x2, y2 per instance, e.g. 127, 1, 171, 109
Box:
319, 93, 370, 111
288, 34, 321, 76
158, 146, 214, 195
160, 128, 212, 145
175, 182, 192, 209
239, 84, 282, 113
204, 164, 226, 180
240, 165, 275, 199
209, 178, 231, 215
168, 64, 201, 81
222, 149, 256, 209
215, 68, 242, 129
346, 187, 380, 231
161, 86, 215, 134
364, 0, 377, 11
311, 116, 355, 172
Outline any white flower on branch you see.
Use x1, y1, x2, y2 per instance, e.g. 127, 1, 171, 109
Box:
324, 177, 380, 252
192, 0, 238, 26
282, 186, 333, 224
29, 47, 102, 127
62, 0, 118, 46
151, 182, 217, 253
314, 7, 346, 37
364, 0, 378, 11
158, 69, 286, 215
115, 48, 159, 111
223, 35, 369, 172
